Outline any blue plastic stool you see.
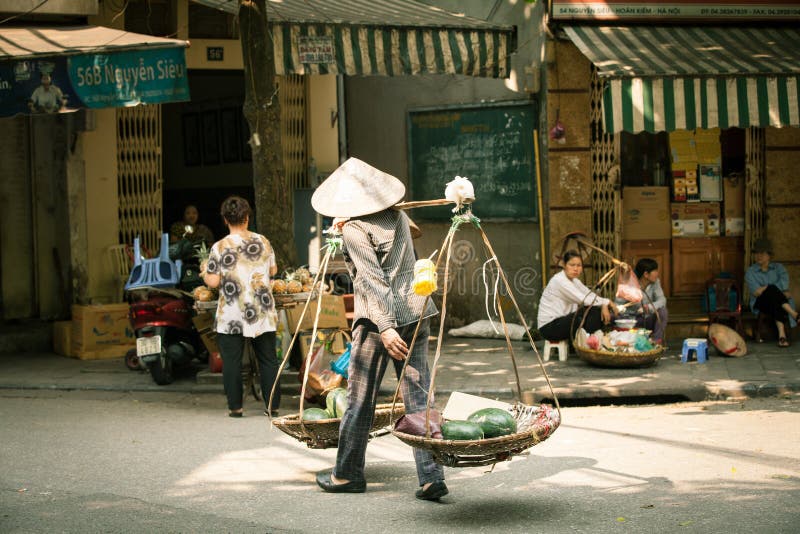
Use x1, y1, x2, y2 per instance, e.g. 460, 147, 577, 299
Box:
125, 233, 181, 290
681, 338, 708, 363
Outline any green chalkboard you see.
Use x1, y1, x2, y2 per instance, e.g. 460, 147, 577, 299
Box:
407, 100, 538, 221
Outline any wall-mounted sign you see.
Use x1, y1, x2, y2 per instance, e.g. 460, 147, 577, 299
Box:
0, 47, 190, 117
297, 36, 334, 64
551, 0, 800, 20
206, 46, 224, 61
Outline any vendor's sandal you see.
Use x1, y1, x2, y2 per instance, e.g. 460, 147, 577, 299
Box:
228, 410, 243, 418
415, 481, 449, 501
778, 337, 790, 348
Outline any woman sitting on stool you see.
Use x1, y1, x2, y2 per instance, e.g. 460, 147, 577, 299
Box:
537, 249, 619, 343
745, 238, 799, 347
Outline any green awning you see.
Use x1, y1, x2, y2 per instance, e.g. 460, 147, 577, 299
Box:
192, 0, 516, 78
564, 25, 800, 133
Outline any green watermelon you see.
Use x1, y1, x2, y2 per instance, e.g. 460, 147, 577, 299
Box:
325, 388, 348, 418
441, 420, 484, 441
467, 408, 517, 438
302, 407, 332, 421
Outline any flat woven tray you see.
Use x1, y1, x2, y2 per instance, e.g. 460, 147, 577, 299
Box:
195, 300, 218, 311
272, 403, 404, 449
574, 344, 664, 368
391, 403, 560, 467
273, 291, 317, 305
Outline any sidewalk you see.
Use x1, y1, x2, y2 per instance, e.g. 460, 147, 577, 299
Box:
1, 336, 799, 404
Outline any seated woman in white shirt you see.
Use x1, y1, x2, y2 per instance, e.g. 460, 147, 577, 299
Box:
537, 249, 619, 342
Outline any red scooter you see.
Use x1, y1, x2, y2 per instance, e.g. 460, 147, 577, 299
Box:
124, 233, 206, 385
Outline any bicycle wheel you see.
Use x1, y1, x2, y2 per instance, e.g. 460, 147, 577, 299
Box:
242, 343, 262, 401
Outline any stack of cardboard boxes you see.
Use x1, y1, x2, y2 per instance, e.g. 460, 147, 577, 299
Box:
285, 294, 349, 359
53, 304, 136, 359
667, 128, 742, 238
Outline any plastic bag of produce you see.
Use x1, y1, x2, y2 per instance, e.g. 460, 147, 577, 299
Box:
616, 267, 643, 303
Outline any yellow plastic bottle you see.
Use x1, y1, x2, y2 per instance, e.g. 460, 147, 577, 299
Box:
412, 259, 437, 296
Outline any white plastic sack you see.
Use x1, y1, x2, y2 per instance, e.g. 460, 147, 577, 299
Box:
448, 319, 528, 341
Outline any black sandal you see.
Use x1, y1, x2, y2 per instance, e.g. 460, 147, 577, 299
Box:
778, 337, 790, 348
228, 410, 243, 417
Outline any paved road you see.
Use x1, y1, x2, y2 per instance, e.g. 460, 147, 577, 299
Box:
1, 389, 798, 533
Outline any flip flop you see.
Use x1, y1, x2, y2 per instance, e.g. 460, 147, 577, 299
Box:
778, 337, 789, 348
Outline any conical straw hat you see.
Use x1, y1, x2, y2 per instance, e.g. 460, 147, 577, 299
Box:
312, 157, 406, 217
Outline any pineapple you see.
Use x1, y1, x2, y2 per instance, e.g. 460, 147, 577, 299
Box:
286, 280, 303, 294
271, 279, 288, 294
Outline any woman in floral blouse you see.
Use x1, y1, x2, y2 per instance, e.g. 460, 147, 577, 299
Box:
202, 196, 281, 417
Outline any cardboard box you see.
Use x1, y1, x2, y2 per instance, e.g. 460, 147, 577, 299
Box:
297, 329, 348, 359
286, 295, 348, 332
725, 217, 745, 236
673, 186, 687, 202
671, 202, 721, 237
723, 176, 745, 218
192, 312, 219, 354
53, 320, 73, 357
622, 187, 672, 240
699, 164, 722, 201
71, 304, 135, 359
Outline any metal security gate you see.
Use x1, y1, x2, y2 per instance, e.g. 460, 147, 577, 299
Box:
745, 127, 766, 268
279, 74, 309, 189
117, 106, 163, 254
590, 68, 621, 297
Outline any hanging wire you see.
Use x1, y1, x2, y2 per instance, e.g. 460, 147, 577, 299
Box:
0, 0, 51, 25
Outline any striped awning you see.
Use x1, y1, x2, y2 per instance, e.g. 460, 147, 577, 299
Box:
564, 25, 800, 133
192, 0, 515, 78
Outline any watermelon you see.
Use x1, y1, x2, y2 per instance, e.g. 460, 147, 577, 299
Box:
302, 407, 332, 421
441, 420, 484, 441
467, 408, 517, 438
325, 388, 348, 418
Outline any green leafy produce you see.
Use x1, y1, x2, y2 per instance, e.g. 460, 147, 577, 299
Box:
467, 407, 517, 438
302, 408, 332, 421
441, 420, 484, 441
326, 388, 348, 418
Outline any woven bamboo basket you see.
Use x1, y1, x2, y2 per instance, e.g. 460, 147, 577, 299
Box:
274, 291, 316, 306
574, 344, 664, 368
392, 403, 560, 467
272, 403, 405, 449
387, 212, 562, 467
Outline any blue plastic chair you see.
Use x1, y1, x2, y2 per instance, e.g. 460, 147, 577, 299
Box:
124, 233, 181, 290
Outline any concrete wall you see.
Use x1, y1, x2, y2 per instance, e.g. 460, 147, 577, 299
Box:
308, 75, 340, 176
343, 0, 545, 327
543, 40, 595, 281
764, 127, 800, 301
80, 108, 120, 303
1, 0, 97, 15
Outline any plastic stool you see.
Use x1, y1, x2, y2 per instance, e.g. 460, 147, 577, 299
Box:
681, 338, 708, 363
125, 233, 181, 290
543, 340, 569, 362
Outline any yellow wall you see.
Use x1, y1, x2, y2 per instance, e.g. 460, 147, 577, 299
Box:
186, 39, 244, 70
82, 108, 120, 302
308, 75, 340, 175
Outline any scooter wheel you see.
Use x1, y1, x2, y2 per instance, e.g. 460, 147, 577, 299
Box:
125, 348, 143, 371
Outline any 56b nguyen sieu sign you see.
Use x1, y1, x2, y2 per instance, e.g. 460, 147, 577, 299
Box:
551, 0, 800, 20
0, 47, 189, 117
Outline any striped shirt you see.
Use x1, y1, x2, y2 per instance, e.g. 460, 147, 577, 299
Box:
341, 209, 437, 332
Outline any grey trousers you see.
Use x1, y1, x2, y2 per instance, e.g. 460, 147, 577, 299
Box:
334, 319, 444, 486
